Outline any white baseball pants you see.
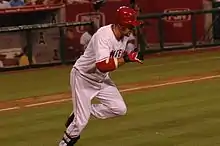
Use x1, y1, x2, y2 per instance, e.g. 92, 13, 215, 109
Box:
59, 68, 127, 145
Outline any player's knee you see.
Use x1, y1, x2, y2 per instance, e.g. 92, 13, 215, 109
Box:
119, 107, 127, 116
115, 102, 127, 116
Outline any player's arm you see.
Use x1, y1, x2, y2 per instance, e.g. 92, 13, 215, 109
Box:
124, 38, 143, 64
96, 57, 125, 73
95, 34, 126, 73
96, 51, 144, 73
96, 50, 144, 73
123, 51, 143, 64
95, 34, 142, 73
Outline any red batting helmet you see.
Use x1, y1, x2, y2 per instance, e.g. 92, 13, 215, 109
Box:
116, 6, 142, 28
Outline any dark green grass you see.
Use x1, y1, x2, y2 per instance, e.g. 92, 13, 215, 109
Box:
0, 51, 220, 101
0, 78, 220, 146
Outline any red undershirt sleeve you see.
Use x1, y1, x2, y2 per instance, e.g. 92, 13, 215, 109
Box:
96, 58, 118, 73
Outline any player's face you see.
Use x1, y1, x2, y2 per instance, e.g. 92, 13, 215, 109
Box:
122, 28, 133, 37
120, 25, 134, 37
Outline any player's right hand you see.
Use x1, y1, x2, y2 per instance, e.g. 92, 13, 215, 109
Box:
123, 51, 143, 64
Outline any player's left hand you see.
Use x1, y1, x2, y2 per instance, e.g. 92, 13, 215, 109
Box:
123, 51, 143, 64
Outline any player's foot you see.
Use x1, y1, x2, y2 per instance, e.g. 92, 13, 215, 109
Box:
59, 132, 80, 146
65, 113, 75, 128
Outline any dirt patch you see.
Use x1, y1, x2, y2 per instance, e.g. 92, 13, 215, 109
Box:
119, 70, 220, 90
0, 93, 70, 109
1, 70, 220, 111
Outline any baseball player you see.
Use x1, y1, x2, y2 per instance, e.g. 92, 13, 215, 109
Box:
59, 6, 143, 146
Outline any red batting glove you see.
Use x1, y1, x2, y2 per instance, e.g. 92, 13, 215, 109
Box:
123, 51, 143, 64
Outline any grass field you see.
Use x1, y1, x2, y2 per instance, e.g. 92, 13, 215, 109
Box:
1, 50, 220, 146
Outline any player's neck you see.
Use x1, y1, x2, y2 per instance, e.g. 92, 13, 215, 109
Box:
111, 24, 123, 41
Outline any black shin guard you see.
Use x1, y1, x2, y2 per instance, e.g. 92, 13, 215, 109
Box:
62, 131, 80, 146
65, 113, 75, 128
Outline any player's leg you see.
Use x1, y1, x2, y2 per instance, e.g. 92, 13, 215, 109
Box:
65, 111, 75, 128
59, 68, 99, 146
65, 68, 78, 128
91, 78, 127, 119
65, 68, 77, 128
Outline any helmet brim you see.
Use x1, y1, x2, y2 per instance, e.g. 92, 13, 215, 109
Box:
131, 20, 143, 27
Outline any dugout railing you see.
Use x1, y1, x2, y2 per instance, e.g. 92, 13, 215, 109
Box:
137, 8, 220, 54
0, 21, 92, 72
1, 8, 220, 71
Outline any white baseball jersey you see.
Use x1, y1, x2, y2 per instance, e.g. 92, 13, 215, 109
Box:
74, 24, 130, 82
